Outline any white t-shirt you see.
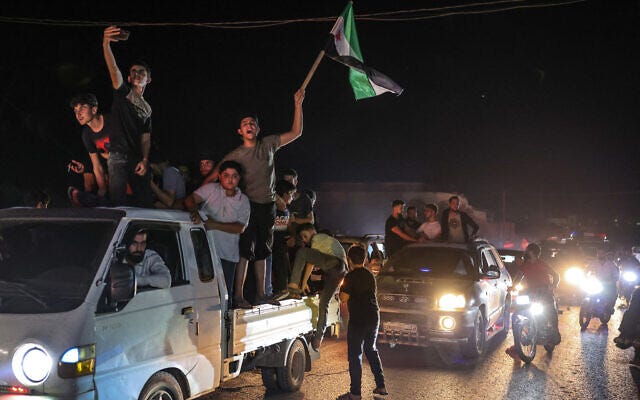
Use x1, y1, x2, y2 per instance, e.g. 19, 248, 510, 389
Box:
417, 221, 442, 240
195, 183, 250, 262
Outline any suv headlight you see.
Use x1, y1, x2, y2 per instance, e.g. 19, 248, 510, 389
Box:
12, 343, 52, 385
623, 271, 638, 283
438, 294, 465, 310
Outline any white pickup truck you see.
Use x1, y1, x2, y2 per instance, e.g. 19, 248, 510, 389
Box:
0, 207, 340, 399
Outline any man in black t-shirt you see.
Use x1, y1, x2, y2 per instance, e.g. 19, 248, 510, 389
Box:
385, 199, 417, 257
338, 245, 387, 400
102, 25, 153, 207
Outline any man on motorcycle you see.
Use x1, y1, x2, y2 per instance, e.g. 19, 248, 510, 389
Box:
506, 243, 561, 360
586, 248, 619, 314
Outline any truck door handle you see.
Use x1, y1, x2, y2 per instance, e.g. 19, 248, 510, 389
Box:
182, 306, 194, 315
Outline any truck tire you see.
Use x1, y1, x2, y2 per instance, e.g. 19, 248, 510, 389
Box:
261, 367, 280, 390
138, 371, 183, 400
276, 339, 306, 392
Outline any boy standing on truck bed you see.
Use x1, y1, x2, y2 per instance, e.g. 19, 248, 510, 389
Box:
278, 223, 347, 351
338, 245, 387, 400
202, 89, 305, 308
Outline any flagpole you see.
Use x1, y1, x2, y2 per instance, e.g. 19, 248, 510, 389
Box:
300, 49, 325, 91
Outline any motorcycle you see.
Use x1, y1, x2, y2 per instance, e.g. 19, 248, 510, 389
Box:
511, 285, 559, 363
619, 266, 640, 307
579, 275, 614, 330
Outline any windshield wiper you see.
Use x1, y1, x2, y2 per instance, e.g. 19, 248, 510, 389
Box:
0, 280, 48, 310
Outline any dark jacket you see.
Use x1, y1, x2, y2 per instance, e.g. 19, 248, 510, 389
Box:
440, 208, 479, 243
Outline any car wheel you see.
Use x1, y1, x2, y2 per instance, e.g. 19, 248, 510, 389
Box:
138, 372, 183, 400
462, 310, 486, 358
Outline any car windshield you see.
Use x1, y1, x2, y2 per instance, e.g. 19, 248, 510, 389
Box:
0, 219, 116, 314
382, 246, 475, 279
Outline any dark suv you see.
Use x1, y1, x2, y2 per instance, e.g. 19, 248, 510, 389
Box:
377, 240, 512, 359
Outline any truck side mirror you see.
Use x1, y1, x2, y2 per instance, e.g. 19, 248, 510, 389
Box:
485, 265, 500, 279
108, 262, 136, 304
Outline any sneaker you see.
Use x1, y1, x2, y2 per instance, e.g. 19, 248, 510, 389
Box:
273, 290, 292, 301
277, 289, 302, 301
505, 346, 521, 361
615, 336, 634, 350
233, 298, 252, 309
373, 387, 388, 395
336, 393, 361, 400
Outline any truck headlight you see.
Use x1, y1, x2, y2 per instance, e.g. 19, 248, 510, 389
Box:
565, 267, 585, 285
58, 344, 96, 378
623, 271, 638, 283
12, 343, 52, 385
438, 294, 465, 310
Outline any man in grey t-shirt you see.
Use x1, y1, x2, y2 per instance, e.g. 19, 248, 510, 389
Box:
201, 89, 305, 308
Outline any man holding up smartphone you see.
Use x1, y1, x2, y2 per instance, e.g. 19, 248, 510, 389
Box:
102, 25, 153, 207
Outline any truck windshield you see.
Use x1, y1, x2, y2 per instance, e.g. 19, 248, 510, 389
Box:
382, 247, 475, 279
0, 219, 116, 314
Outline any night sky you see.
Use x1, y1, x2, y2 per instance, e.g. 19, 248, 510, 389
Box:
1, 0, 639, 222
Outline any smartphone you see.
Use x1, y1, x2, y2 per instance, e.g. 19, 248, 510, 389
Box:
115, 29, 130, 41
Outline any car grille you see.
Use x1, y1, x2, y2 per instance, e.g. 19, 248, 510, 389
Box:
378, 293, 433, 309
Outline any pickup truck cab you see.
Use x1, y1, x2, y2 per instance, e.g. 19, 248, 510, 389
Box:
0, 207, 339, 399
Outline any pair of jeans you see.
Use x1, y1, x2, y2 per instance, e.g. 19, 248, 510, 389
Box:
220, 259, 236, 306
108, 152, 152, 207
347, 321, 385, 396
271, 240, 290, 293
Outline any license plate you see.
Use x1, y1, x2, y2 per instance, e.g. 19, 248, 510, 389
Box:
383, 321, 418, 334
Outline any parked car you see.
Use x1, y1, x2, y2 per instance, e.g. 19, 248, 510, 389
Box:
336, 234, 386, 275
377, 240, 512, 360
0, 207, 339, 399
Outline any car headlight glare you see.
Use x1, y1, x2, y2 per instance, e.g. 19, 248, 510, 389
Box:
438, 294, 465, 310
565, 267, 585, 285
583, 277, 603, 295
516, 295, 530, 305
12, 343, 52, 385
623, 271, 638, 283
530, 302, 544, 316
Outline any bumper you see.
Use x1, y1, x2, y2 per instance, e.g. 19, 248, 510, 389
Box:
378, 307, 477, 347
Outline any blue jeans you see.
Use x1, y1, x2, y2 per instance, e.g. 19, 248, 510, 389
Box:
108, 152, 152, 207
347, 321, 385, 396
265, 254, 273, 297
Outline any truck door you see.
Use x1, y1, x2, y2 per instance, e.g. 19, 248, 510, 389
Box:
94, 222, 200, 398
184, 227, 223, 389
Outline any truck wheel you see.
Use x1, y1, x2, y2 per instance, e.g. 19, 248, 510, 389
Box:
139, 371, 183, 400
462, 311, 486, 358
276, 339, 306, 392
261, 367, 280, 391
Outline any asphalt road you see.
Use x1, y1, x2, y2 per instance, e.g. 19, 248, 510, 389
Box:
198, 304, 639, 400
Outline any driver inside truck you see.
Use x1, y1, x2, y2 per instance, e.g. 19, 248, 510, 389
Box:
124, 229, 171, 289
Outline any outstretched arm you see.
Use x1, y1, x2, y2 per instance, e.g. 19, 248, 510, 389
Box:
279, 89, 305, 147
103, 25, 125, 89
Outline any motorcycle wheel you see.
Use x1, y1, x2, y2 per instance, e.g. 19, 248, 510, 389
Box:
579, 302, 591, 331
514, 318, 537, 364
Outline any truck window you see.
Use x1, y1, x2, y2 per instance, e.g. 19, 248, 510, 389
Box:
190, 229, 215, 282
121, 223, 186, 288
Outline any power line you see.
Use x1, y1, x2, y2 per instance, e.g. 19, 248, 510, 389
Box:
0, 0, 588, 29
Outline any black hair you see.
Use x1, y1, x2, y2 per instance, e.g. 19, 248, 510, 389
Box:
275, 179, 296, 196
296, 222, 316, 237
130, 60, 151, 76
238, 112, 259, 126
449, 195, 460, 203
303, 189, 316, 203
407, 206, 417, 212
526, 243, 542, 258
425, 203, 438, 213
218, 160, 244, 177
347, 245, 366, 265
282, 168, 298, 179
69, 93, 98, 109
197, 150, 216, 162
392, 199, 405, 207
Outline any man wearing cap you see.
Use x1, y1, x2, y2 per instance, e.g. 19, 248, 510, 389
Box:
201, 89, 305, 308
